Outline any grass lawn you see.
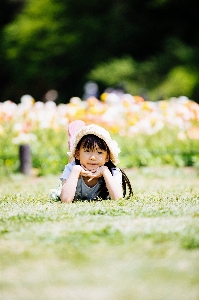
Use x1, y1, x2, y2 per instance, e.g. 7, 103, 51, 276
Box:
0, 167, 199, 300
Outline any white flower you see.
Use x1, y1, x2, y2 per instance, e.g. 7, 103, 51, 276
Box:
12, 133, 37, 145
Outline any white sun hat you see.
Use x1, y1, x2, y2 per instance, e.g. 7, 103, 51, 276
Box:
68, 123, 120, 165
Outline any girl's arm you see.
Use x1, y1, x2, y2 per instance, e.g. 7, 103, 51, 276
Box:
101, 166, 123, 200
60, 165, 96, 203
60, 165, 82, 203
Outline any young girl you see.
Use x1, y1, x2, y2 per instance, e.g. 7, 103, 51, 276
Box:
51, 122, 133, 202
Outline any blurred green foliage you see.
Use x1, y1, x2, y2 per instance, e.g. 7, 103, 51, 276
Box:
115, 129, 199, 168
1, 0, 199, 102
0, 127, 198, 176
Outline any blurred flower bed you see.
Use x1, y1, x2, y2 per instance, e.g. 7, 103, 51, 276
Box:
0, 93, 199, 175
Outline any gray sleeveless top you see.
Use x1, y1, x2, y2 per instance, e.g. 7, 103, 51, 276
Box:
60, 161, 122, 201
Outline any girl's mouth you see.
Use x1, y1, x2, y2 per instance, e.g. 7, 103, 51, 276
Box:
87, 165, 99, 172
82, 164, 98, 171
87, 163, 98, 167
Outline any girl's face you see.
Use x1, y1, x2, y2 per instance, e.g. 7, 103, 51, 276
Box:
75, 143, 109, 171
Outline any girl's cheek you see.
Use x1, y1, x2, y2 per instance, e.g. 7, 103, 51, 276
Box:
100, 156, 106, 162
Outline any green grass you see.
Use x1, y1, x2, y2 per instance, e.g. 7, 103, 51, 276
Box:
0, 167, 199, 300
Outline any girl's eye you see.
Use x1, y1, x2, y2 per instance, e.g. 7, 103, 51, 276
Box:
98, 151, 103, 154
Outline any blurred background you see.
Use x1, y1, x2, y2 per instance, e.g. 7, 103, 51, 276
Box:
1, 0, 199, 104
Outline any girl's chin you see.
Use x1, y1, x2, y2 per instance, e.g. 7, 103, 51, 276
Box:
81, 164, 99, 172
87, 166, 99, 172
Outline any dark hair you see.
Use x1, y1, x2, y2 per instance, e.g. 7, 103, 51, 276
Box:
75, 134, 133, 199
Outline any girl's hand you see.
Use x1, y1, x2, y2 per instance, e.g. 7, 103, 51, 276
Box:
72, 165, 92, 178
81, 165, 102, 181
79, 165, 96, 178
85, 166, 108, 182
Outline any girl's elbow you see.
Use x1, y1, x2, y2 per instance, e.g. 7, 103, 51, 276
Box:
60, 193, 73, 203
111, 191, 123, 200
61, 198, 73, 203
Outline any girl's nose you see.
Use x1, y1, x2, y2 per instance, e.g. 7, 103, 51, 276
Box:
90, 154, 96, 160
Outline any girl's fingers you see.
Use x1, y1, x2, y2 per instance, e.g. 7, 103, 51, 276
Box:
81, 165, 88, 171
91, 167, 99, 173
87, 177, 94, 182
80, 165, 101, 181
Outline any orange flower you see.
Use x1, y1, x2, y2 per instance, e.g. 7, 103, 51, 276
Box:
86, 97, 99, 106
134, 95, 145, 103
187, 126, 199, 140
